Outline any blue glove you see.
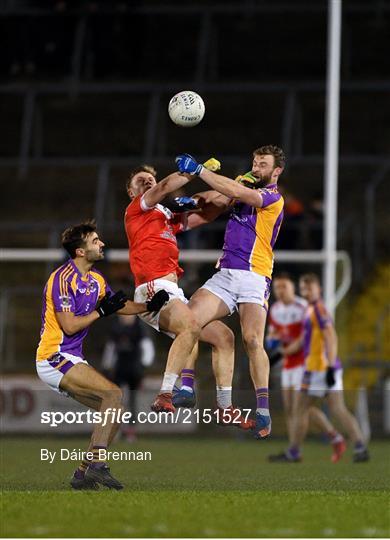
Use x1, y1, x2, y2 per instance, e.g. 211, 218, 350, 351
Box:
175, 154, 203, 175
265, 338, 281, 350
265, 338, 283, 367
174, 197, 198, 210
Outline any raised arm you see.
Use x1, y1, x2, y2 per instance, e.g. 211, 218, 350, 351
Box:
143, 172, 192, 207
175, 154, 264, 208
186, 190, 231, 229
199, 168, 264, 207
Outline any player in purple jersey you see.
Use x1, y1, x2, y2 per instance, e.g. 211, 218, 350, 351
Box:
175, 146, 286, 440
284, 273, 369, 463
36, 221, 169, 489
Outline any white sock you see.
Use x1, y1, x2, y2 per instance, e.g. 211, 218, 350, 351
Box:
331, 432, 344, 444
181, 385, 193, 393
160, 372, 178, 393
216, 386, 232, 409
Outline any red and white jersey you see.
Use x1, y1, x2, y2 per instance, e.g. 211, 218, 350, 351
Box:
268, 296, 307, 369
124, 194, 186, 287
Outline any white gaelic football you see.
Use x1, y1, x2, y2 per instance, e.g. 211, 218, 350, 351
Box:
168, 90, 205, 127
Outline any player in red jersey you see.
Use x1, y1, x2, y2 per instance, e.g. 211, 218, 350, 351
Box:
266, 273, 346, 462
124, 163, 252, 426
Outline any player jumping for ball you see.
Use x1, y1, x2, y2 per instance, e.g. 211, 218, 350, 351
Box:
36, 221, 169, 490
124, 165, 253, 427
175, 145, 286, 439
266, 273, 346, 462
283, 273, 370, 462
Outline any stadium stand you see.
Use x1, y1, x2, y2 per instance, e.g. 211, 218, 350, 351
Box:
344, 264, 390, 387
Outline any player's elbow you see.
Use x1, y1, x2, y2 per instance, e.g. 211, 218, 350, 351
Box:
324, 326, 337, 346
157, 183, 171, 197
332, 327, 338, 344
232, 189, 260, 207
61, 322, 78, 336
161, 173, 184, 191
154, 181, 178, 201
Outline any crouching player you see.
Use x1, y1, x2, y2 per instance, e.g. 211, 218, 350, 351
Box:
266, 273, 346, 463
283, 273, 369, 463
36, 221, 169, 490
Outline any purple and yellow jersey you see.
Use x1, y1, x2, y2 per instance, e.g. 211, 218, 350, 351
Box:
219, 183, 284, 278
303, 299, 341, 372
36, 259, 112, 361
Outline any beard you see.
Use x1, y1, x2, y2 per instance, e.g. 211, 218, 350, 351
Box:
250, 172, 273, 189
253, 177, 271, 189
86, 249, 104, 263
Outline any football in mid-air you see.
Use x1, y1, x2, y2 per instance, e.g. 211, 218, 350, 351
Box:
168, 90, 205, 127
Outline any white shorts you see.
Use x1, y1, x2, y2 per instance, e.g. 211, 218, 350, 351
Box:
301, 368, 344, 398
134, 279, 188, 338
281, 365, 305, 390
201, 268, 271, 314
36, 352, 88, 395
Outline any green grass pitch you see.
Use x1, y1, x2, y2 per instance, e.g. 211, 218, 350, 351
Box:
1, 436, 389, 538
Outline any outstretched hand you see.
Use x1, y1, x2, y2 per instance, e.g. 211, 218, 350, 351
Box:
146, 289, 170, 312
97, 290, 127, 317
175, 154, 203, 176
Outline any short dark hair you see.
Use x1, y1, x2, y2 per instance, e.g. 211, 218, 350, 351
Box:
62, 220, 97, 259
273, 272, 293, 282
300, 273, 321, 285
253, 145, 286, 169
126, 164, 157, 193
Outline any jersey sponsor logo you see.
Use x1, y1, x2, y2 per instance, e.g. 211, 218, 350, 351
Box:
233, 214, 248, 223
85, 284, 97, 296
48, 352, 64, 366
77, 284, 97, 295
231, 202, 252, 223
261, 186, 278, 195
231, 207, 248, 223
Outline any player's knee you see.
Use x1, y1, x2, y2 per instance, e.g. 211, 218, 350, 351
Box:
222, 326, 235, 349
100, 383, 123, 407
242, 332, 262, 353
329, 401, 346, 417
328, 395, 344, 414
173, 313, 201, 338
295, 396, 307, 415
211, 325, 235, 351
184, 317, 202, 338
284, 402, 294, 417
